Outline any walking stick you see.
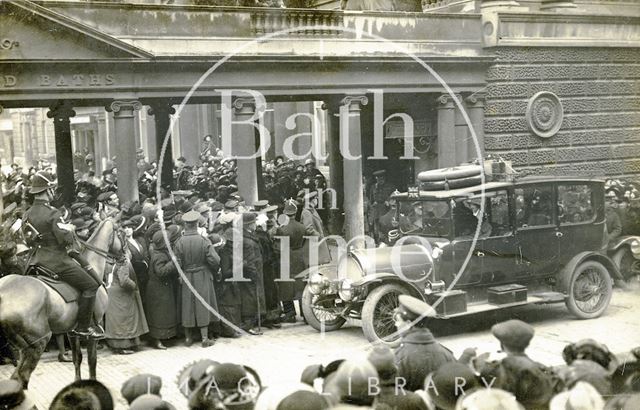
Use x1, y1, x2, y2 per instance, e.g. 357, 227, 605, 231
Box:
256, 278, 262, 334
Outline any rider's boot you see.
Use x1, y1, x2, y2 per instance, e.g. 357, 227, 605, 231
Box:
71, 294, 105, 339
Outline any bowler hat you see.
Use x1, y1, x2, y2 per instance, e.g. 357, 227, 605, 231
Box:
428, 362, 480, 410
121, 373, 163, 404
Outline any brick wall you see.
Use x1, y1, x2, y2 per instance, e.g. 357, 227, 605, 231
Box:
484, 47, 640, 178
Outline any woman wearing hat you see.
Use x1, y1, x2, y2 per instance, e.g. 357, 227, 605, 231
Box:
145, 225, 181, 349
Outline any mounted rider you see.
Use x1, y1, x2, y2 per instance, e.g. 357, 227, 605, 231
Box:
22, 171, 105, 339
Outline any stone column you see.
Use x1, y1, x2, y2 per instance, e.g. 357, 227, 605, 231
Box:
109, 100, 142, 204
465, 92, 486, 161
437, 94, 458, 168
96, 113, 108, 174
323, 100, 344, 235
232, 97, 259, 205
340, 95, 368, 248
148, 103, 176, 191
540, 0, 576, 11
47, 103, 76, 205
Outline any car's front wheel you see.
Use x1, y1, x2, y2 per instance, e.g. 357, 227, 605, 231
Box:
361, 283, 408, 346
565, 260, 612, 319
613, 248, 640, 281
301, 285, 347, 332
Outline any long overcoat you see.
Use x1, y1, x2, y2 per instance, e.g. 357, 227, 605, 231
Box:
240, 229, 265, 320
145, 244, 179, 339
300, 208, 331, 266
105, 261, 149, 342
174, 229, 220, 328
274, 219, 308, 301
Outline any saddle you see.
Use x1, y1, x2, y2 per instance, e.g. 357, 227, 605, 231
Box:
26, 265, 79, 303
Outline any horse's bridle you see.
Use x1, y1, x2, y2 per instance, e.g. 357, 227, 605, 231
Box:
76, 219, 124, 263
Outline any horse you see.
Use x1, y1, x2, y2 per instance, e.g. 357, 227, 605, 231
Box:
0, 218, 122, 389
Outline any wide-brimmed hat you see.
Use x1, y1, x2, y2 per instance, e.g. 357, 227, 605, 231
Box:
123, 215, 146, 232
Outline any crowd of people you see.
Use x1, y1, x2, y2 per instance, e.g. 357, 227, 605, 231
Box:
1, 296, 639, 409
0, 144, 333, 358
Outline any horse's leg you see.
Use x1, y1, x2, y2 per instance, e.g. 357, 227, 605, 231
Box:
11, 332, 50, 390
70, 335, 83, 381
87, 339, 97, 380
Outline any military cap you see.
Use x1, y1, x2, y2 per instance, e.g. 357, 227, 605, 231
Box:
253, 199, 269, 210
428, 362, 480, 410
283, 202, 298, 216
242, 212, 257, 225
373, 169, 386, 177
70, 202, 87, 213
224, 200, 239, 210
396, 295, 436, 322
121, 373, 162, 404
182, 210, 201, 224
129, 394, 176, 410
194, 203, 211, 214
97, 191, 117, 203
123, 215, 147, 232
262, 204, 278, 214
0, 378, 34, 410
491, 319, 534, 351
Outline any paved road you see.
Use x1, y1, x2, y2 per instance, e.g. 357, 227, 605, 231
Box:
2, 283, 639, 409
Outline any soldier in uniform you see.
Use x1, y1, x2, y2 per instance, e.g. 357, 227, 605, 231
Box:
393, 295, 455, 391
23, 171, 104, 339
369, 170, 395, 242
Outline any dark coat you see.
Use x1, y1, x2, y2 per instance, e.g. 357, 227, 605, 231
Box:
478, 353, 559, 410
105, 261, 148, 344
395, 328, 456, 392
274, 219, 308, 301
145, 244, 179, 339
240, 229, 265, 320
174, 229, 220, 328
301, 208, 331, 266
218, 241, 241, 307
126, 236, 149, 301
256, 228, 279, 312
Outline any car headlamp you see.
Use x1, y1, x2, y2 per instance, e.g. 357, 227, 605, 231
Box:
432, 247, 443, 259
631, 240, 640, 255
308, 272, 329, 295
338, 278, 353, 301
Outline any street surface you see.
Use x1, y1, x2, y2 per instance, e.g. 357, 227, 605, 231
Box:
2, 282, 639, 409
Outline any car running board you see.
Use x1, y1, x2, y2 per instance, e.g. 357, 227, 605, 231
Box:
434, 292, 566, 319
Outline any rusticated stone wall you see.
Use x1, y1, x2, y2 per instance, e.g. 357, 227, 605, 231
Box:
484, 47, 640, 178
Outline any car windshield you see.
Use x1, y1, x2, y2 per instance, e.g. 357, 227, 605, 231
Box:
397, 199, 452, 237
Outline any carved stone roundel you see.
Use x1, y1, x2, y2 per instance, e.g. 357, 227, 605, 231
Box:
526, 91, 563, 138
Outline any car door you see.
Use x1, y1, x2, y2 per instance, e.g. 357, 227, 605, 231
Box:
514, 184, 561, 278
556, 182, 605, 268
452, 189, 520, 288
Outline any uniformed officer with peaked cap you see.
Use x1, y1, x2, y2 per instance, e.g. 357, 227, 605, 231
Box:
393, 295, 455, 391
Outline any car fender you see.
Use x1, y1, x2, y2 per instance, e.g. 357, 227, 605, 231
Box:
557, 251, 623, 293
607, 235, 640, 256
353, 272, 424, 300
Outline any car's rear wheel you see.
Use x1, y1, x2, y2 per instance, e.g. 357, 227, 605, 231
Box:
301, 285, 346, 332
613, 248, 640, 281
565, 261, 612, 319
361, 283, 408, 346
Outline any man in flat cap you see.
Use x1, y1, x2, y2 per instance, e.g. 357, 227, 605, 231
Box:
174, 210, 220, 347
475, 319, 559, 410
393, 295, 455, 391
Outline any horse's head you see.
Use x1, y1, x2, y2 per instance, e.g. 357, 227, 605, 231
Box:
85, 218, 125, 263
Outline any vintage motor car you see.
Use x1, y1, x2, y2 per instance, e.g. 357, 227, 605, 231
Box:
301, 164, 640, 345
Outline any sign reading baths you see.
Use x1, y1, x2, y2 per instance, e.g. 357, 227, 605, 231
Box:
0, 74, 116, 88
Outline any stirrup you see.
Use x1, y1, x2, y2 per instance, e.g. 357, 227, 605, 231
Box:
71, 325, 105, 340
